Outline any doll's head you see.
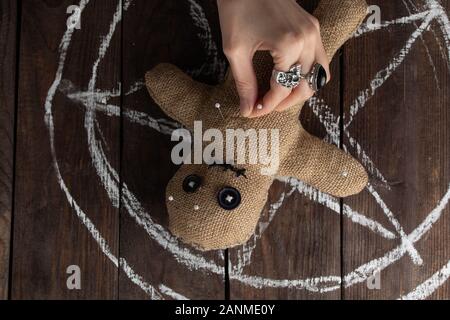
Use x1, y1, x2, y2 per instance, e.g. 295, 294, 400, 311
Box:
165, 163, 273, 250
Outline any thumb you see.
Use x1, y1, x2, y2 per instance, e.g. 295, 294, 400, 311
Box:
226, 50, 258, 117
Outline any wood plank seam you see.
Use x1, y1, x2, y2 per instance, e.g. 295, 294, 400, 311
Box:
8, 0, 21, 300
118, 0, 124, 301
339, 48, 345, 300
0, 0, 20, 300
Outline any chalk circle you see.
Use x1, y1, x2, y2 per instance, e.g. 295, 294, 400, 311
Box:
47, 0, 450, 298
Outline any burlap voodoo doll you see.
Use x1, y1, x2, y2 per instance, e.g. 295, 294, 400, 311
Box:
145, 0, 369, 251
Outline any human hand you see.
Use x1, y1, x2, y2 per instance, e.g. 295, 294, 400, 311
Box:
217, 0, 330, 117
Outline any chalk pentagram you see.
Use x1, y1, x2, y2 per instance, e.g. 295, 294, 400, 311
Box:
45, 0, 450, 299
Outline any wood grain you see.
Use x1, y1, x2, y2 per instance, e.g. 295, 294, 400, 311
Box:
342, 0, 450, 299
228, 0, 342, 300
0, 0, 17, 300
119, 0, 225, 299
3, 0, 450, 300
11, 0, 120, 299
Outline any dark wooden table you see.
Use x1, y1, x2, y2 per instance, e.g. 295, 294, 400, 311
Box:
0, 0, 449, 300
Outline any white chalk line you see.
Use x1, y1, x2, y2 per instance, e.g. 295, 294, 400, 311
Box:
340, 2, 450, 269
49, 0, 450, 299
47, 0, 318, 300
159, 284, 189, 300
324, 2, 446, 296
76, 3, 369, 290
83, 4, 436, 292
234, 181, 449, 294
110, 0, 448, 298
346, 135, 389, 187
409, 0, 450, 73
94, 118, 109, 151
426, 0, 450, 65
59, 79, 181, 136
401, 0, 441, 90
307, 97, 341, 146
68, 87, 397, 264
84, 0, 213, 299
400, 258, 450, 300
68, 86, 120, 104
345, 0, 450, 130
308, 97, 390, 188
66, 0, 421, 194
57, 85, 401, 275
66, 83, 401, 270
81, 99, 180, 135
44, 0, 187, 300
123, 80, 145, 96
308, 8, 441, 190
61, 83, 399, 274
56, 23, 235, 284
80, 0, 227, 282
353, 0, 450, 70
345, 11, 436, 128
343, 185, 450, 294
281, 177, 397, 240
231, 185, 291, 275
367, 184, 423, 265
131, 0, 450, 298
230, 175, 397, 274
302, 9, 440, 269
66, 81, 144, 102
276, 1, 450, 296
187, 0, 227, 81
119, 258, 163, 299
354, 10, 432, 38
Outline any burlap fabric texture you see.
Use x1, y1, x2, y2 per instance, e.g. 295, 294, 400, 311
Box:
145, 0, 369, 251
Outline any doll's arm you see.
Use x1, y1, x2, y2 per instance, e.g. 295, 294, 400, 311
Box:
315, 0, 368, 61
145, 64, 212, 129
279, 132, 368, 197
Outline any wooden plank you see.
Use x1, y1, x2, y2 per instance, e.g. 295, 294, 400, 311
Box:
0, 0, 17, 299
11, 0, 121, 299
119, 0, 225, 299
228, 0, 342, 300
343, 0, 450, 299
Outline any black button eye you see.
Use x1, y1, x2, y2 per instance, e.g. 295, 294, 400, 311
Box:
183, 175, 202, 193
217, 187, 241, 210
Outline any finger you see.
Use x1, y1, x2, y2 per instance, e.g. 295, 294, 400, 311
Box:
316, 40, 331, 84
225, 48, 258, 117
274, 83, 311, 112
249, 50, 299, 118
248, 78, 291, 118
276, 45, 330, 112
274, 50, 315, 112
